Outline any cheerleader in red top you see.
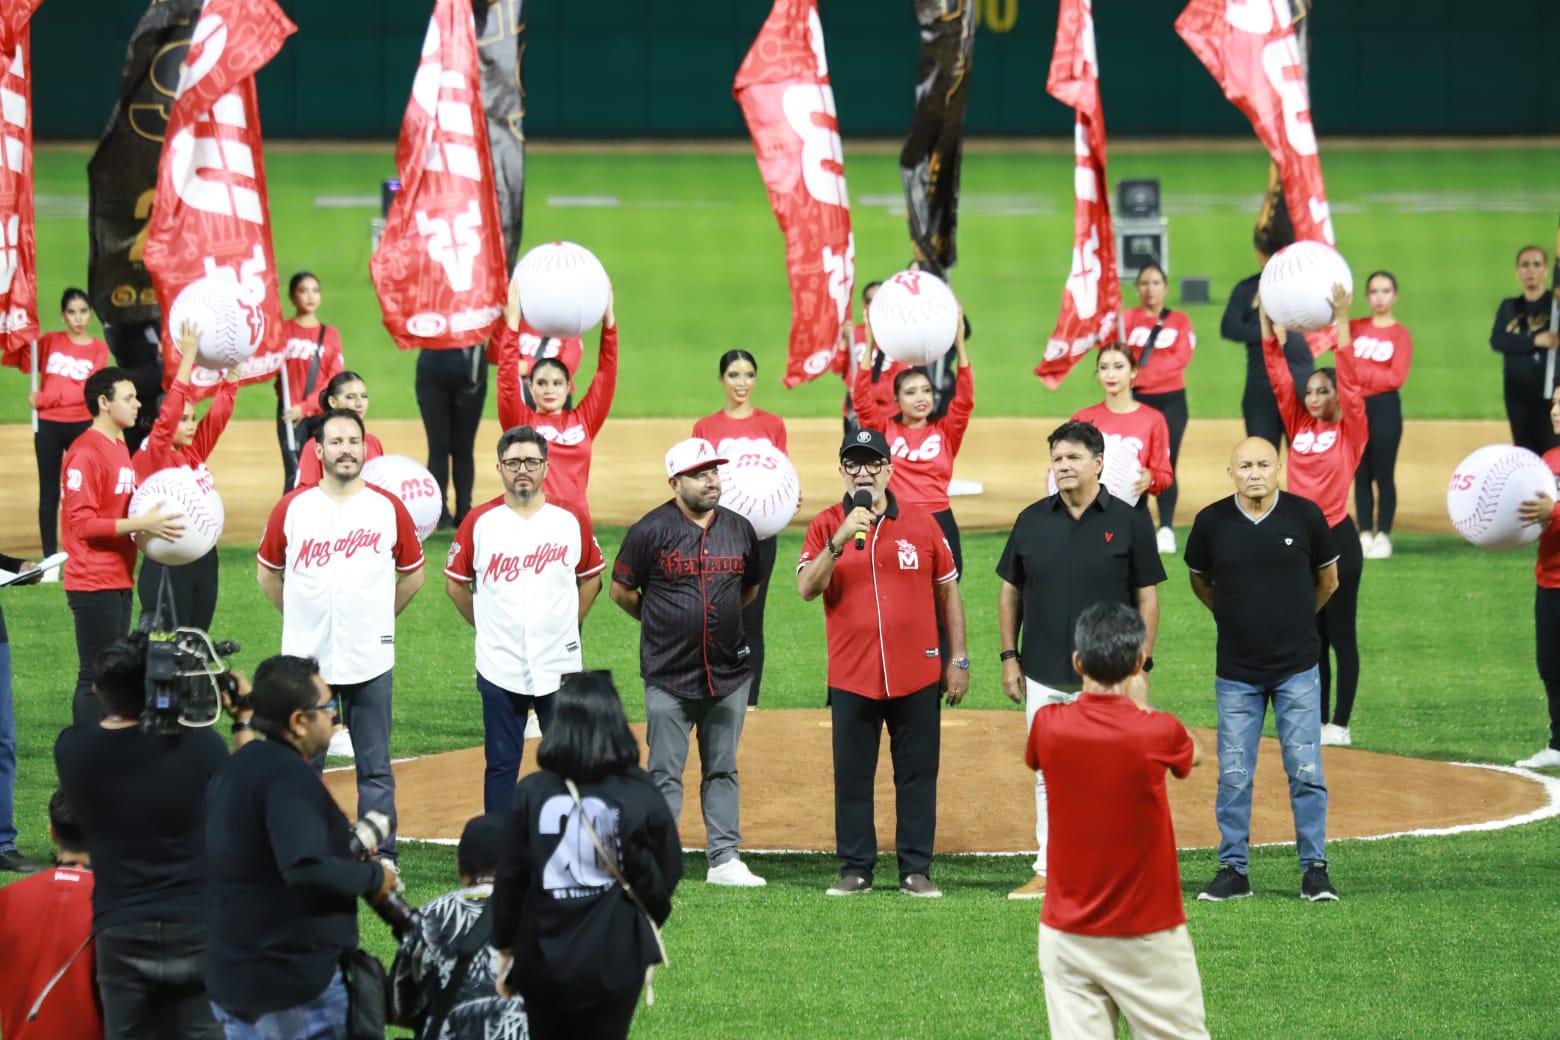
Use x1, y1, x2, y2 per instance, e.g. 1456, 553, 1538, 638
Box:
1261, 286, 1369, 746
1073, 343, 1174, 514
293, 371, 384, 488
494, 280, 618, 514
1124, 264, 1196, 553
275, 272, 344, 493
134, 323, 238, 631
693, 349, 790, 708
1341, 270, 1414, 560
1515, 387, 1560, 769
13, 289, 108, 560
852, 310, 972, 575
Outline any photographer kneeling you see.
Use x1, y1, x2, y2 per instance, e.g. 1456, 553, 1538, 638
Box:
204, 654, 398, 1039
53, 632, 254, 1040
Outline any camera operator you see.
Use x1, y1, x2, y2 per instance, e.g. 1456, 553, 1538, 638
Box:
52, 631, 254, 1039
204, 654, 398, 1038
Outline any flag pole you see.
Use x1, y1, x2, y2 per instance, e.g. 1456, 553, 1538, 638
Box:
29, 339, 38, 434
278, 361, 296, 453
1544, 213, 1558, 399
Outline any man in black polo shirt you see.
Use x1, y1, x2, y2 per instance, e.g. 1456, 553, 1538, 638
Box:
997, 419, 1165, 901
610, 437, 765, 888
205, 655, 398, 1034
1184, 436, 1341, 904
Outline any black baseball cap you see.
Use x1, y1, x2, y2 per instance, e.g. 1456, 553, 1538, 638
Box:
840, 428, 890, 461
457, 813, 505, 877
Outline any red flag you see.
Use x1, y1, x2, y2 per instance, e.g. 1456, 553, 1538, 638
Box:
1035, 0, 1120, 389
141, 0, 295, 398
371, 0, 507, 352
0, 8, 42, 364
734, 0, 855, 389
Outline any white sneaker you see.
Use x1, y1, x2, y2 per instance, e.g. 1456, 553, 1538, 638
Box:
1359, 531, 1376, 554
706, 857, 766, 887
524, 713, 542, 740
1365, 532, 1393, 560
1156, 526, 1177, 554
40, 568, 60, 584
1515, 747, 1560, 769
1320, 723, 1351, 747
328, 728, 355, 759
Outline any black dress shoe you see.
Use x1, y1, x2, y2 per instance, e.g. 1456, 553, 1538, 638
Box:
0, 849, 42, 874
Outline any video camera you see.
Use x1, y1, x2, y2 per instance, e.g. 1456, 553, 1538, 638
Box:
140, 626, 242, 736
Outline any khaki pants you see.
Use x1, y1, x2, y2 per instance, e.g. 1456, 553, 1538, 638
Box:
1038, 922, 1210, 1040
1025, 678, 1078, 875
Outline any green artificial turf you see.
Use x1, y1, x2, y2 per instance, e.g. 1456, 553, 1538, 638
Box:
2, 529, 1557, 1036
14, 142, 1560, 426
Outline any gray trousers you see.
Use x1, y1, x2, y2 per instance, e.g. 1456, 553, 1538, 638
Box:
312, 669, 397, 857
645, 681, 749, 866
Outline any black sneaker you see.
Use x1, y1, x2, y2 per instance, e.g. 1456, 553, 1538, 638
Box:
1301, 864, 1339, 902
1197, 865, 1253, 902
0, 849, 41, 874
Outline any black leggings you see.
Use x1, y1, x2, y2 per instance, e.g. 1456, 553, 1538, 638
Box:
743, 536, 779, 706
1319, 516, 1363, 727
523, 988, 641, 1040
415, 347, 488, 524
67, 588, 133, 727
1536, 586, 1560, 752
1355, 391, 1403, 534
1504, 375, 1560, 456
137, 548, 220, 632
35, 418, 89, 556
1134, 389, 1188, 529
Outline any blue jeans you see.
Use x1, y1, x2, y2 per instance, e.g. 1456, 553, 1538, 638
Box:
211, 970, 347, 1040
310, 670, 397, 857
0, 639, 16, 850
478, 673, 557, 814
1214, 666, 1328, 873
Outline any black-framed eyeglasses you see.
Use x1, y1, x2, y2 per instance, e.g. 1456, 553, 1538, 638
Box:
841, 459, 887, 476
300, 695, 339, 718
500, 457, 546, 473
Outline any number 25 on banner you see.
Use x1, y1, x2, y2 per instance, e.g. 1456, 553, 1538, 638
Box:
782, 84, 847, 209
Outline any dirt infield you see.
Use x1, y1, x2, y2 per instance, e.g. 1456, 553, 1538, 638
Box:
0, 416, 1511, 555
324, 709, 1553, 853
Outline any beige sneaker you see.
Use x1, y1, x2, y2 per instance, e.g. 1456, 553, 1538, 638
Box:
1008, 874, 1047, 900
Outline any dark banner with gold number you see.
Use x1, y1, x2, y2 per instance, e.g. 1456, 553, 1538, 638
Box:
476, 0, 525, 269
86, 0, 202, 325
900, 0, 976, 279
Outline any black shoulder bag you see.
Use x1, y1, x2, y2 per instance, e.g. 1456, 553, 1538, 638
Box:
340, 945, 389, 1040
1135, 308, 1170, 374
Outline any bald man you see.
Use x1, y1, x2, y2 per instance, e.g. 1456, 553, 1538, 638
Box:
1183, 437, 1342, 903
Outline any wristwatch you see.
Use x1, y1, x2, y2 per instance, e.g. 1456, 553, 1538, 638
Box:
1143, 656, 1155, 673
951, 657, 970, 671
827, 540, 844, 560
999, 649, 1018, 663
231, 719, 253, 735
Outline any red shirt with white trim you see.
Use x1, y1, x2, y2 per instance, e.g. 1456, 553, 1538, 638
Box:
257, 484, 425, 685
495, 323, 618, 508
1263, 336, 1369, 526
294, 432, 385, 489
1071, 401, 1175, 496
798, 492, 957, 699
1026, 692, 1194, 937
691, 408, 789, 456
445, 496, 606, 696
134, 378, 237, 481
852, 364, 975, 513
0, 865, 100, 1040
1346, 318, 1413, 397
274, 320, 344, 415
60, 428, 138, 592
1123, 308, 1195, 395
1538, 447, 1560, 589
17, 333, 108, 423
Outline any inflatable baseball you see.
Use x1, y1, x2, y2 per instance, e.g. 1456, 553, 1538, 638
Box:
512, 241, 611, 338
363, 455, 443, 543
1447, 445, 1558, 551
1258, 241, 1353, 332
867, 269, 960, 366
717, 439, 800, 540
168, 277, 264, 368
1045, 439, 1143, 507
129, 466, 224, 566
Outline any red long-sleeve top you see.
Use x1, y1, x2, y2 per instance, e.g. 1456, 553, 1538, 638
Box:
1538, 448, 1560, 590
134, 378, 237, 481
60, 428, 138, 591
852, 363, 974, 513
274, 320, 344, 416
1346, 318, 1413, 397
1071, 401, 1175, 495
1263, 336, 1368, 526
1123, 308, 1196, 395
16, 333, 108, 423
495, 322, 619, 508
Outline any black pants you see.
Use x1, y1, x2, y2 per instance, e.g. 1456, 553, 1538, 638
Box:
415, 347, 487, 525
137, 548, 220, 631
1134, 389, 1187, 529
276, 411, 303, 494
35, 418, 89, 556
1504, 375, 1560, 456
1319, 517, 1363, 727
829, 683, 939, 881
1242, 372, 1287, 450
96, 919, 222, 1039
744, 536, 778, 706
1536, 586, 1560, 751
68, 588, 133, 726
1355, 391, 1403, 534
523, 988, 641, 1040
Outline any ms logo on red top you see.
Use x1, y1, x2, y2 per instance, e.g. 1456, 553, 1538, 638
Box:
891, 432, 943, 462
1352, 335, 1396, 362
46, 352, 95, 380
535, 422, 586, 447
1102, 431, 1145, 461
1291, 429, 1338, 455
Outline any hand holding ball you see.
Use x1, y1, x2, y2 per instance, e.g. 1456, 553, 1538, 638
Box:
129, 467, 224, 565
1447, 445, 1558, 550
868, 269, 960, 366
363, 455, 443, 543
169, 277, 264, 369
1258, 241, 1353, 332
511, 241, 612, 338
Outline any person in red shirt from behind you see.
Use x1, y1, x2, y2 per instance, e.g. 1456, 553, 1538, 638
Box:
9, 289, 108, 561
134, 323, 239, 631
1072, 344, 1174, 520
0, 790, 101, 1040
275, 272, 344, 493
1123, 264, 1196, 554
1342, 270, 1414, 560
292, 371, 384, 488
61, 367, 183, 726
1026, 601, 1208, 1040
1515, 387, 1560, 770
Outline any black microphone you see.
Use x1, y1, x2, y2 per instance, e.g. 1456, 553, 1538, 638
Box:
850, 490, 873, 551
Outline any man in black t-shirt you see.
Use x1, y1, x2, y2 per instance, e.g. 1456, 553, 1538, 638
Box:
609, 437, 765, 888
1184, 437, 1341, 905
53, 632, 254, 1039
1490, 244, 1560, 454
204, 654, 398, 1035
